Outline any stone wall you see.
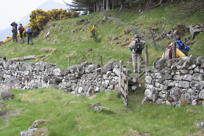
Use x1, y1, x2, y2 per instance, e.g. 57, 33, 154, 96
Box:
0, 57, 123, 96
144, 56, 204, 106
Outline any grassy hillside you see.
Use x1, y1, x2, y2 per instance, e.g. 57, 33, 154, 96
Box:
0, 3, 204, 136
0, 4, 203, 68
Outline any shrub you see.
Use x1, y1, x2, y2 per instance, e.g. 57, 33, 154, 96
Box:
29, 9, 79, 36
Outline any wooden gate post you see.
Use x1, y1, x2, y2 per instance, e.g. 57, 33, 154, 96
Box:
172, 42, 176, 58
118, 60, 128, 107
100, 56, 103, 66
144, 44, 149, 69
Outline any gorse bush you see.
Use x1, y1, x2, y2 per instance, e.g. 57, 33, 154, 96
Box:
29, 9, 79, 36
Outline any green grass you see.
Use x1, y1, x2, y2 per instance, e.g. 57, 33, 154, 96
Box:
0, 89, 204, 136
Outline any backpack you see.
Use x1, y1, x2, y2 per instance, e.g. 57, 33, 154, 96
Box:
175, 40, 190, 55
18, 26, 24, 33
176, 40, 185, 49
12, 27, 17, 34
134, 40, 144, 53
26, 27, 32, 33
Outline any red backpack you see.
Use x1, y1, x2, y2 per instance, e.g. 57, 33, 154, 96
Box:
18, 26, 24, 33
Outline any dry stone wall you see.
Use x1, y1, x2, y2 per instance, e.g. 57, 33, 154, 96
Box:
144, 56, 204, 106
0, 57, 122, 96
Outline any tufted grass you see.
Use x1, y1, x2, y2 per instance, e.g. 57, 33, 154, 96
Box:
0, 88, 204, 136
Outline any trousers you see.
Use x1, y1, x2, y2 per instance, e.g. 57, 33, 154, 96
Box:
132, 52, 141, 73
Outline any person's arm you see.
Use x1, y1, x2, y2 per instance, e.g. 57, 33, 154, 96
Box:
128, 40, 135, 51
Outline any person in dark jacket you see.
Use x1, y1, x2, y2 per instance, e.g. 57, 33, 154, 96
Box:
11, 22, 18, 43
128, 34, 145, 73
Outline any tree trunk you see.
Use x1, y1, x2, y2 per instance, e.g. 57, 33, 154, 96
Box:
103, 0, 105, 10
112, 0, 115, 9
106, 0, 109, 10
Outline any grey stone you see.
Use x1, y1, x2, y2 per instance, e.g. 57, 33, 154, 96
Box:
145, 76, 152, 84
156, 99, 165, 104
189, 70, 194, 74
173, 75, 182, 80
154, 73, 162, 79
90, 102, 112, 112
182, 74, 192, 81
53, 68, 61, 76
169, 88, 181, 101
180, 70, 188, 74
196, 56, 204, 65
177, 81, 190, 88
194, 67, 200, 73
199, 90, 204, 99
163, 73, 172, 80
192, 100, 197, 106
193, 73, 204, 81
188, 64, 196, 70
159, 91, 167, 98
195, 122, 204, 128
20, 120, 48, 136
144, 89, 153, 99
0, 91, 14, 100
102, 61, 119, 73
154, 58, 167, 69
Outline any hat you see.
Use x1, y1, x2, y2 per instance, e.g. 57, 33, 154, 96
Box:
134, 34, 141, 39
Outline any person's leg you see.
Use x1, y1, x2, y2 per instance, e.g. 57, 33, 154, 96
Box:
30, 35, 33, 45
27, 35, 30, 44
132, 52, 136, 73
21, 33, 24, 43
12, 33, 15, 42
14, 36, 17, 43
20, 33, 22, 39
16, 35, 18, 43
136, 54, 141, 73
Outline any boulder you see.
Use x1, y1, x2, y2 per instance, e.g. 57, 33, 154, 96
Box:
199, 90, 204, 99
195, 122, 204, 128
0, 91, 14, 100
90, 102, 112, 113
20, 120, 48, 136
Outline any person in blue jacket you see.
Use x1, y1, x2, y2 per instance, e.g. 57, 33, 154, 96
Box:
26, 25, 33, 45
175, 36, 190, 55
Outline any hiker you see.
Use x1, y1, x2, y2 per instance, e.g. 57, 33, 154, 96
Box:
11, 22, 18, 42
26, 25, 33, 45
163, 42, 174, 59
128, 34, 145, 73
175, 36, 190, 56
18, 24, 24, 42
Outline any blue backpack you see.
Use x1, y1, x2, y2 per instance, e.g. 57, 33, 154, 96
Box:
175, 40, 190, 55
26, 27, 32, 33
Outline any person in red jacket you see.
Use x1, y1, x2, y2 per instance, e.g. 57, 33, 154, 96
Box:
18, 24, 24, 42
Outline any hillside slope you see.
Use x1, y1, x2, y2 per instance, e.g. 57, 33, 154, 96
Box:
0, 3, 204, 136
0, 3, 203, 68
